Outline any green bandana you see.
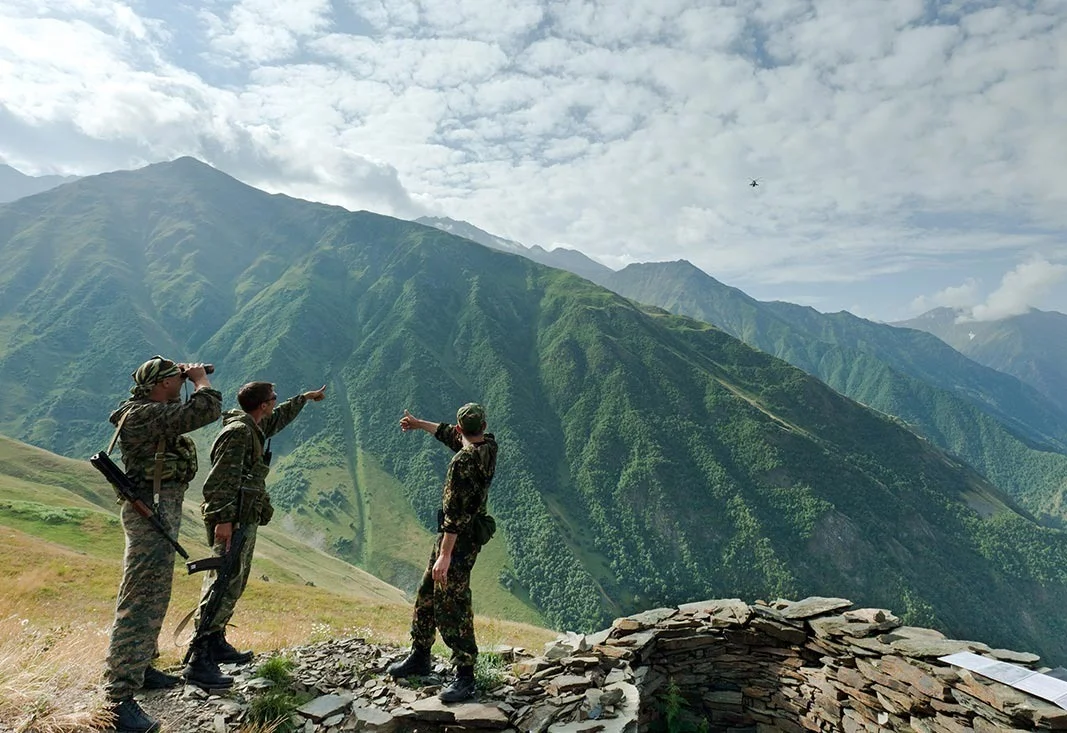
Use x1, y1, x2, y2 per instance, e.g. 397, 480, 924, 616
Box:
130, 355, 180, 397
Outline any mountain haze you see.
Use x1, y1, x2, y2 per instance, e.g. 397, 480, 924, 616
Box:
416, 215, 615, 283
896, 307, 1067, 416
2, 159, 1067, 660
0, 163, 78, 203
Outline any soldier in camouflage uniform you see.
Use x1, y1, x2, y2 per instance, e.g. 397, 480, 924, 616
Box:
183, 380, 326, 681
388, 403, 498, 703
103, 357, 221, 733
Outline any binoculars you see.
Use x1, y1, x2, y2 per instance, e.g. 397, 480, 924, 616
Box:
179, 364, 215, 377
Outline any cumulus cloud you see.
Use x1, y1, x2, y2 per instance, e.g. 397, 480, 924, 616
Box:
1, 0, 1066, 318
967, 258, 1067, 322
202, 0, 334, 63
910, 279, 982, 315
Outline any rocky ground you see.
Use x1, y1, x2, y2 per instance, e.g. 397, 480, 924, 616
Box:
120, 597, 1067, 733
130, 631, 633, 733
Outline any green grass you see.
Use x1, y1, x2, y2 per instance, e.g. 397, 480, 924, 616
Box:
0, 432, 559, 667
357, 448, 432, 586
247, 656, 312, 732
0, 500, 120, 558
474, 651, 508, 692
248, 690, 315, 732
255, 655, 296, 684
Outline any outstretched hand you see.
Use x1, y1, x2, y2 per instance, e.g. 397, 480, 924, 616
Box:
304, 384, 327, 402
400, 409, 420, 432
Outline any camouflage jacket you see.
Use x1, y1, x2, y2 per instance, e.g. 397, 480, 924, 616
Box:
201, 394, 308, 526
108, 387, 223, 490
433, 422, 497, 537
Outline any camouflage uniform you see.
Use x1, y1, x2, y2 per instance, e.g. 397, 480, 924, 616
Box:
409, 419, 497, 667
104, 381, 222, 702
193, 395, 308, 634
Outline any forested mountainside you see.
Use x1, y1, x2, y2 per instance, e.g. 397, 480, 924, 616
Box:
600, 261, 1067, 524
2, 159, 1066, 659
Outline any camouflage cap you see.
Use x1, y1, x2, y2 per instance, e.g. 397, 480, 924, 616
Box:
457, 402, 487, 433
132, 355, 181, 387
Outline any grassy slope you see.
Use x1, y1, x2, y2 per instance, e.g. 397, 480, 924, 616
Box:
0, 434, 556, 662
262, 438, 547, 627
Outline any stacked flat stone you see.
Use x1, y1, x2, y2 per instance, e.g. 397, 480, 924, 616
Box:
132, 598, 1067, 732
589, 597, 1066, 733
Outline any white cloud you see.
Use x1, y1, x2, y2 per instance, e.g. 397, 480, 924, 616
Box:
910, 278, 981, 314
967, 257, 1067, 322
203, 0, 333, 63
0, 0, 1066, 318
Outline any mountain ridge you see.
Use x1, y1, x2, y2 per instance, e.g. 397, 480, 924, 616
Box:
0, 162, 79, 204
2, 158, 1067, 658
415, 215, 615, 283
599, 261, 1067, 523
895, 306, 1067, 416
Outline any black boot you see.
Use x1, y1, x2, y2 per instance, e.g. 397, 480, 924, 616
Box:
141, 665, 181, 690
107, 698, 160, 733
208, 631, 254, 664
439, 665, 476, 703
386, 647, 432, 678
182, 641, 234, 690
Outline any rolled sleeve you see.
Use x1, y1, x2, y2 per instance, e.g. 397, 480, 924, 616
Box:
434, 422, 463, 453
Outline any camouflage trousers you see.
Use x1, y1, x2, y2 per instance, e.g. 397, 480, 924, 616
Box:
193, 521, 259, 636
104, 486, 185, 701
410, 537, 479, 666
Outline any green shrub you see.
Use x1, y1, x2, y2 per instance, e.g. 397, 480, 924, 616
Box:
255, 655, 295, 685
246, 690, 314, 732
474, 652, 507, 692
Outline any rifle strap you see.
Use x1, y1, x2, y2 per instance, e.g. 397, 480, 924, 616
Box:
106, 406, 166, 507
174, 606, 197, 646
152, 438, 166, 506
105, 406, 134, 455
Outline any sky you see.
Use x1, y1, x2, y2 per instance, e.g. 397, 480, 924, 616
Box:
1, 0, 1065, 322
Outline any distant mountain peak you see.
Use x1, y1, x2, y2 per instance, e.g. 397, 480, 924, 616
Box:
415, 215, 615, 283
140, 156, 238, 182
415, 215, 527, 255
0, 163, 79, 204
895, 307, 1067, 414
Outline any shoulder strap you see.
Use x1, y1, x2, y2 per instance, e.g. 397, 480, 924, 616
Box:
106, 406, 135, 455
152, 437, 166, 505
106, 404, 166, 506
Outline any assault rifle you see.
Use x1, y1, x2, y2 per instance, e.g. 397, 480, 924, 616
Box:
89, 451, 189, 560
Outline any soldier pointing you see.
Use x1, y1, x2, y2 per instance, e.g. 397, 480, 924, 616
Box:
182, 380, 327, 686
388, 403, 498, 703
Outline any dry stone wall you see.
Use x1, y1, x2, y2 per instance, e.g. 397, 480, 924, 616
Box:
129, 597, 1067, 733
596, 596, 1067, 732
